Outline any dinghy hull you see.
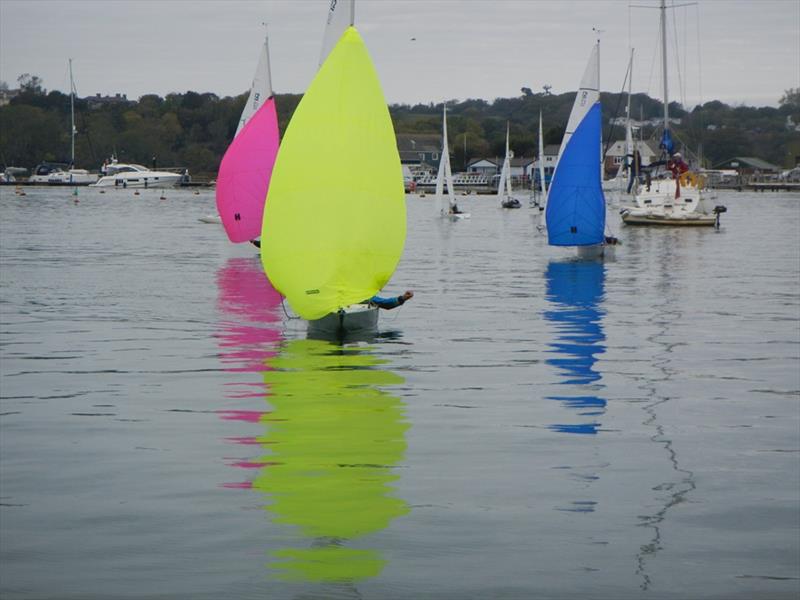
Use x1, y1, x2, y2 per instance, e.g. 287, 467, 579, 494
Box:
307, 304, 379, 337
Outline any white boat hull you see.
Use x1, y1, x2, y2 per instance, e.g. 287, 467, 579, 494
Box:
306, 304, 379, 337
576, 244, 606, 259
620, 210, 717, 226
91, 172, 182, 188
619, 178, 717, 226
47, 169, 98, 185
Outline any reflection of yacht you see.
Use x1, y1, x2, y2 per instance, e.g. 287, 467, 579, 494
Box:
91, 158, 183, 188
544, 260, 607, 434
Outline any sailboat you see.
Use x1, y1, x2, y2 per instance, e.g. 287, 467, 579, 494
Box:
619, 0, 725, 227
545, 41, 615, 259
603, 49, 636, 206
260, 26, 406, 337
533, 109, 548, 212
498, 122, 521, 209
215, 29, 280, 243
435, 104, 470, 220
46, 59, 98, 185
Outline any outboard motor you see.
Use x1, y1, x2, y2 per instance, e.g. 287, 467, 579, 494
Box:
713, 205, 727, 229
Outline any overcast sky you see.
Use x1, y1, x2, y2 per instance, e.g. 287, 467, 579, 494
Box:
1, 0, 798, 108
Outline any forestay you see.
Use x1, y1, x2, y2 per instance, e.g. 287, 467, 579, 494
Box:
261, 27, 405, 320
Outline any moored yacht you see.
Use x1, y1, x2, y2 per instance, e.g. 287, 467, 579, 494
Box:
47, 168, 98, 185
91, 158, 183, 188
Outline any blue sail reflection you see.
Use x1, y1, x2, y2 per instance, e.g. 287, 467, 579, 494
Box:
544, 260, 607, 434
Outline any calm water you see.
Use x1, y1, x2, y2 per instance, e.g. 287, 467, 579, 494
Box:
1, 186, 798, 600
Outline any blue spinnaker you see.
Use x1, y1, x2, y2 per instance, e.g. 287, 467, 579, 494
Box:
545, 102, 606, 247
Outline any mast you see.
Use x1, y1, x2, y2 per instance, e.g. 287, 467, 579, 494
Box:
69, 58, 75, 167
660, 0, 669, 133
538, 110, 547, 198
626, 48, 634, 164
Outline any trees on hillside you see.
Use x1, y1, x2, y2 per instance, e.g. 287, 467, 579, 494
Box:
1, 75, 795, 176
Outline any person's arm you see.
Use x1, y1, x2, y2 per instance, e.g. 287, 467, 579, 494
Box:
370, 290, 414, 310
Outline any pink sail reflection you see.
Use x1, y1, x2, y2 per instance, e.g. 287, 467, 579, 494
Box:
216, 256, 282, 373
215, 98, 280, 243
216, 256, 282, 489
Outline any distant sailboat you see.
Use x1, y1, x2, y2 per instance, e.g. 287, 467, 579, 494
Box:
215, 29, 280, 243
260, 26, 406, 337
435, 104, 470, 219
46, 59, 98, 185
498, 122, 521, 209
603, 49, 635, 204
545, 41, 615, 259
536, 110, 548, 211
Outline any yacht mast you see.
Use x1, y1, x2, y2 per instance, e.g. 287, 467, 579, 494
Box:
660, 0, 669, 132
69, 58, 75, 167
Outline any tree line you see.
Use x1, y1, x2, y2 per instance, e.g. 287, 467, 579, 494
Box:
1, 75, 798, 179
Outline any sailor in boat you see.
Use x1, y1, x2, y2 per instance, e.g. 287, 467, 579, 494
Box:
369, 290, 414, 309
667, 152, 689, 198
449, 203, 463, 215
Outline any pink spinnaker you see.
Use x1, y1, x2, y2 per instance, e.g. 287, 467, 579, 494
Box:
215, 98, 279, 243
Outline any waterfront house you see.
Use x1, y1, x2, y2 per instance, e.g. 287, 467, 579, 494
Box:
396, 133, 441, 167
712, 156, 783, 181
604, 139, 660, 176
531, 144, 560, 186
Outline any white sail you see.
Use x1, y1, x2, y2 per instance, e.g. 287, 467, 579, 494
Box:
497, 122, 513, 202
318, 0, 355, 67
236, 30, 273, 136
558, 43, 600, 159
538, 110, 547, 200
435, 104, 456, 216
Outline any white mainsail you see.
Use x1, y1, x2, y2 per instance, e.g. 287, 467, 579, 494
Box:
435, 104, 457, 216
558, 43, 600, 161
236, 29, 274, 136
538, 110, 547, 201
318, 0, 355, 67
497, 122, 513, 203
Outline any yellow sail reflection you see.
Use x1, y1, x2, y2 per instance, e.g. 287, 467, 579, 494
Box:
253, 339, 409, 582
260, 27, 406, 320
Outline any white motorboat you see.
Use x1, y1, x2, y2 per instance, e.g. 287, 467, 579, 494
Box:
28, 162, 69, 183
91, 159, 182, 188
47, 169, 97, 185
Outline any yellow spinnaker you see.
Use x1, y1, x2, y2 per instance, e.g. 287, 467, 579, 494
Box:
260, 27, 405, 320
